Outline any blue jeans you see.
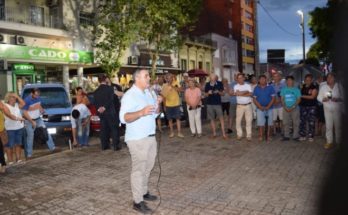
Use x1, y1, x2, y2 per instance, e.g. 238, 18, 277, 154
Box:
24, 118, 55, 158
76, 118, 90, 146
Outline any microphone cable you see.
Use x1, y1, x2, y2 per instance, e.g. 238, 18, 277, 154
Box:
152, 130, 162, 214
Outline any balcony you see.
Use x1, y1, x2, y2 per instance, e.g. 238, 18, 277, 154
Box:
185, 36, 218, 49
0, 6, 70, 39
0, 6, 63, 29
222, 57, 236, 67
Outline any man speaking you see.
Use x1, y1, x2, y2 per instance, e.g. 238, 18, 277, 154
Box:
119, 69, 162, 214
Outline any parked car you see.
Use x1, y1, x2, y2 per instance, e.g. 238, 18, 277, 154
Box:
22, 83, 72, 138
86, 93, 101, 134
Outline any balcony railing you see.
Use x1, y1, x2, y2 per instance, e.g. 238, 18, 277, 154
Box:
186, 35, 218, 49
0, 6, 63, 29
222, 57, 236, 67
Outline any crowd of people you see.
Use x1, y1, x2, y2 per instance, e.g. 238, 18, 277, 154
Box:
0, 69, 343, 176
147, 70, 343, 150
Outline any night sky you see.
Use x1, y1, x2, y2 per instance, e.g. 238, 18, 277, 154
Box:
257, 0, 327, 64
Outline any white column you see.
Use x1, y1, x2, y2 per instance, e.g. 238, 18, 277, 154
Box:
77, 66, 83, 87
63, 65, 70, 98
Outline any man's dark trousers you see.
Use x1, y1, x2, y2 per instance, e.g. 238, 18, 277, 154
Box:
100, 113, 120, 150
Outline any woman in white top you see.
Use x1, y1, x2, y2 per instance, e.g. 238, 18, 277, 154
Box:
3, 92, 25, 164
317, 73, 344, 149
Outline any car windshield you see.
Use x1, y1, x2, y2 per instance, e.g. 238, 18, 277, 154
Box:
23, 87, 71, 109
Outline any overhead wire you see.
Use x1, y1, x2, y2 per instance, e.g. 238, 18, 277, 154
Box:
257, 0, 300, 37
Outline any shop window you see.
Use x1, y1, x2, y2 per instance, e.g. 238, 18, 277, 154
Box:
30, 6, 44, 26
79, 11, 95, 26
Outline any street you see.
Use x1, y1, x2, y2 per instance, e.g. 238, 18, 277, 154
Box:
0, 125, 333, 215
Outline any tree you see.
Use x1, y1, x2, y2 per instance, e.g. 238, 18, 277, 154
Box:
137, 0, 203, 78
308, 1, 337, 63
94, 0, 142, 77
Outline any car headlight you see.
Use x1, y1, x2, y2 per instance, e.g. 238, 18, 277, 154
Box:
62, 115, 71, 121
91, 115, 100, 122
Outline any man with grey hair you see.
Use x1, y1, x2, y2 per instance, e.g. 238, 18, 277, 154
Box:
205, 73, 227, 139
120, 69, 162, 214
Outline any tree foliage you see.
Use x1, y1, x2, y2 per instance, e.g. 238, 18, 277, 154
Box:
137, 0, 203, 77
308, 1, 337, 63
94, 0, 142, 77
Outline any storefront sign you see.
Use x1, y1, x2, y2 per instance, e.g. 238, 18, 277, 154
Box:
13, 64, 34, 71
0, 44, 93, 64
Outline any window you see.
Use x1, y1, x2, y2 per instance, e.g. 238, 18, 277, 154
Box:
79, 11, 95, 26
181, 59, 187, 71
30, 6, 44, 26
198, 61, 203, 69
0, 0, 4, 20
243, 36, 254, 45
244, 10, 252, 20
244, 23, 253, 33
206, 62, 211, 71
189, 60, 195, 69
245, 0, 252, 6
243, 49, 255, 57
49, 6, 61, 28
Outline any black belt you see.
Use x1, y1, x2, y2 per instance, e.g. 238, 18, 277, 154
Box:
237, 103, 251, 105
32, 118, 40, 120
148, 134, 155, 137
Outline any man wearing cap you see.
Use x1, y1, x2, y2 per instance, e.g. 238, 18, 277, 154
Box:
120, 69, 162, 214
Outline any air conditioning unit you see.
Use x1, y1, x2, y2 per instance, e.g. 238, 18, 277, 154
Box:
128, 56, 139, 65
0, 34, 9, 44
15, 35, 25, 45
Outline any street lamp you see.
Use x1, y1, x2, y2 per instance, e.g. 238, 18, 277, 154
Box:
297, 10, 305, 83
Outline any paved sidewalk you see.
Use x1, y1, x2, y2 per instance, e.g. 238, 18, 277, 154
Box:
0, 126, 333, 215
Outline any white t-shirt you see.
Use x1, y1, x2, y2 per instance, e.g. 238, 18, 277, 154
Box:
4, 103, 24, 130
234, 83, 252, 104
71, 104, 91, 128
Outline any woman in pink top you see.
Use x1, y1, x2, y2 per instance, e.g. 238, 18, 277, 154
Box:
185, 79, 202, 137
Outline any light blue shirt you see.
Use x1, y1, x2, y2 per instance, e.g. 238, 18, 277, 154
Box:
119, 85, 158, 142
229, 81, 237, 105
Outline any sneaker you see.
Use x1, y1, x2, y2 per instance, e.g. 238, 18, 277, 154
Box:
324, 143, 333, 149
197, 134, 202, 138
299, 137, 307, 141
177, 133, 185, 138
191, 133, 196, 137
236, 136, 242, 141
8, 161, 14, 165
293, 137, 300, 142
17, 160, 23, 164
143, 192, 158, 201
227, 129, 233, 134
308, 137, 314, 142
169, 132, 175, 138
247, 137, 252, 142
133, 201, 152, 214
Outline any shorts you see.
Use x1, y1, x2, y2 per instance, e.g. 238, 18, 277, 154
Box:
221, 102, 230, 116
257, 109, 273, 126
5, 128, 24, 148
273, 107, 283, 121
229, 104, 237, 119
166, 106, 181, 120
207, 105, 223, 120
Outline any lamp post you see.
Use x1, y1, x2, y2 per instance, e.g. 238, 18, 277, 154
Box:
297, 10, 305, 83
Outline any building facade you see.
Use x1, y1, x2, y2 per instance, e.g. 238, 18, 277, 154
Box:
0, 0, 97, 96
188, 0, 259, 75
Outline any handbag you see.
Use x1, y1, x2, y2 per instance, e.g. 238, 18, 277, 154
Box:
0, 130, 8, 146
